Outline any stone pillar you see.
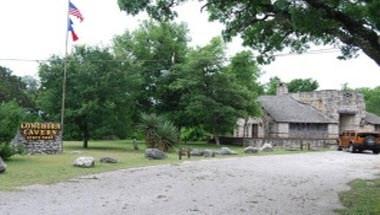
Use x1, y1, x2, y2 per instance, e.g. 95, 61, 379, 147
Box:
276, 82, 288, 95
328, 124, 339, 138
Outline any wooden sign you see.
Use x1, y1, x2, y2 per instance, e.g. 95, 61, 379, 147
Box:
20, 123, 61, 141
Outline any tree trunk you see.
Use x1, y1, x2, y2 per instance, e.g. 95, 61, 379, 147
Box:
214, 134, 220, 146
83, 124, 89, 149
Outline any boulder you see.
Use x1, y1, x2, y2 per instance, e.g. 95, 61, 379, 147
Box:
190, 149, 203, 156
260, 143, 274, 152
73, 156, 95, 168
244, 146, 259, 154
145, 148, 166, 160
202, 149, 215, 158
99, 157, 118, 164
218, 147, 237, 155
0, 156, 6, 173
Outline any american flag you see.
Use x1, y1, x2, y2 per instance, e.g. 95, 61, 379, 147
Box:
69, 1, 84, 22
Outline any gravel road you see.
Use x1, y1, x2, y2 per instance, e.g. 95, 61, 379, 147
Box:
0, 151, 379, 215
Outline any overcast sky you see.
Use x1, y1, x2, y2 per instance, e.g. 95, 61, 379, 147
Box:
0, 0, 379, 90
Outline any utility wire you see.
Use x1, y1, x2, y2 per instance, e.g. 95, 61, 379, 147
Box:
0, 48, 340, 63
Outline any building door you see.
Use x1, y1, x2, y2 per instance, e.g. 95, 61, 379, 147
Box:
339, 114, 356, 133
251, 124, 258, 138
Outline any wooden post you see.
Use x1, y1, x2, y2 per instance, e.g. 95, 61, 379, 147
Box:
178, 149, 182, 160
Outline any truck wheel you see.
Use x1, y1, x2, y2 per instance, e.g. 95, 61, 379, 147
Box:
348, 145, 356, 153
373, 150, 379, 154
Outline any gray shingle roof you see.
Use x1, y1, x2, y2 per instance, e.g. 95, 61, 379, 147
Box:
258, 95, 337, 123
365, 112, 380, 125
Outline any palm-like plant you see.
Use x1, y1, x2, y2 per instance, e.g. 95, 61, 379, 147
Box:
138, 113, 178, 152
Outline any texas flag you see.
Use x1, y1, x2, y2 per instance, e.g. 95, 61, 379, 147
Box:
68, 18, 79, 42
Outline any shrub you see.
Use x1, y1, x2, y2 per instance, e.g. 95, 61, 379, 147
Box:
0, 143, 24, 161
138, 113, 178, 152
0, 101, 26, 142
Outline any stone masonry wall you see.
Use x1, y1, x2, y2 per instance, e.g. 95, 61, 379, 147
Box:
11, 130, 63, 154
291, 90, 366, 132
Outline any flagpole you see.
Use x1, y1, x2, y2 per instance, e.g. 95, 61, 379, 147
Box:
60, 0, 70, 141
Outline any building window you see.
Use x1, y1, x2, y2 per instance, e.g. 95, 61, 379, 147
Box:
289, 123, 328, 138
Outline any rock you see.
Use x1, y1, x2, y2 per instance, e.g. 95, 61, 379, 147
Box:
202, 149, 215, 158
145, 148, 166, 160
190, 149, 203, 156
260, 143, 274, 152
244, 146, 259, 154
218, 147, 238, 155
100, 157, 118, 164
73, 156, 95, 168
0, 156, 6, 173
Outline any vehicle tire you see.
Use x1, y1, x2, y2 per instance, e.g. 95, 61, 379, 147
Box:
337, 146, 342, 151
373, 150, 379, 154
348, 144, 356, 153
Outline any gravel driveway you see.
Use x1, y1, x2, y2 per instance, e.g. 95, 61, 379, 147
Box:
0, 151, 379, 215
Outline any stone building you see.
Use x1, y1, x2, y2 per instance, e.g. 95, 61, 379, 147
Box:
234, 83, 380, 139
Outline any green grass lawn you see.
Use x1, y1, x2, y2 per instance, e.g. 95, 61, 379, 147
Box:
336, 178, 380, 215
0, 140, 316, 191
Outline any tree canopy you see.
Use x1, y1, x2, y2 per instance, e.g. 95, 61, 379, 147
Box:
0, 66, 33, 108
287, 78, 319, 93
38, 46, 132, 148
264, 77, 319, 94
118, 0, 380, 66
357, 87, 380, 116
172, 38, 260, 144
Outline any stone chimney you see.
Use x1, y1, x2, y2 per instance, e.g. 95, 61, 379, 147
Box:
276, 82, 288, 96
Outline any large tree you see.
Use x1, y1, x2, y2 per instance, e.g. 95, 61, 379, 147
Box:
118, 0, 380, 66
358, 87, 380, 116
0, 66, 33, 108
174, 38, 260, 144
38, 46, 132, 148
113, 21, 190, 127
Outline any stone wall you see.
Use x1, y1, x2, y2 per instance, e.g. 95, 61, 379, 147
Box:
220, 136, 337, 149
11, 130, 63, 154
234, 117, 264, 138
243, 138, 337, 150
291, 90, 366, 132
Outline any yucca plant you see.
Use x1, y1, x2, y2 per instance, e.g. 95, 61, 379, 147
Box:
138, 113, 178, 152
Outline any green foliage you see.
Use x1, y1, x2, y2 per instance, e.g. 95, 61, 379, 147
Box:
227, 51, 263, 93
264, 76, 281, 95
0, 66, 33, 108
38, 46, 133, 147
287, 78, 319, 93
357, 87, 380, 116
113, 21, 189, 126
138, 113, 178, 151
180, 127, 209, 142
0, 143, 24, 161
173, 38, 260, 144
264, 77, 319, 94
0, 101, 26, 143
0, 143, 16, 161
118, 0, 380, 65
